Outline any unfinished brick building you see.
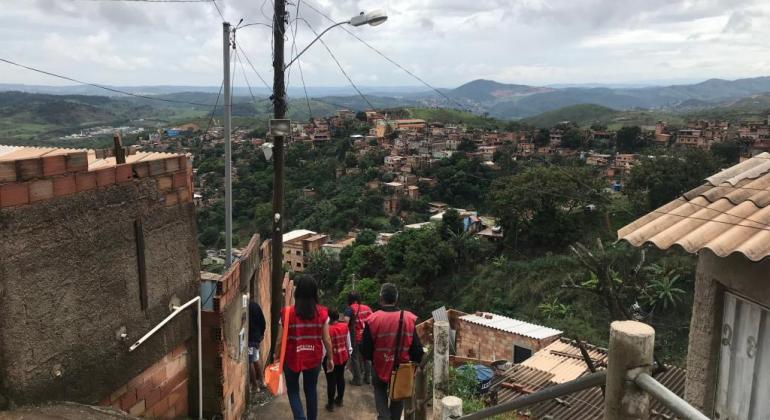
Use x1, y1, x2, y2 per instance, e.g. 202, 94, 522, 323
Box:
0, 146, 199, 418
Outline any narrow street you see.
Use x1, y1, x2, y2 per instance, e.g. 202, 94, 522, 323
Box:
248, 370, 378, 420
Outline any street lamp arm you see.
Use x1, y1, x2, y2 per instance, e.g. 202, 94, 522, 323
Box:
284, 20, 349, 70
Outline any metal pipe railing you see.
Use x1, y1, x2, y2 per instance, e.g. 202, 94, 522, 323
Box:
457, 371, 607, 420
634, 372, 709, 420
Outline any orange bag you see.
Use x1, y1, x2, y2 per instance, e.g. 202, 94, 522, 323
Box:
264, 306, 290, 396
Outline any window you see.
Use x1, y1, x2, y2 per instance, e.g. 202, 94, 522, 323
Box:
296, 262, 302, 268
513, 345, 532, 363
715, 292, 770, 419
295, 250, 301, 256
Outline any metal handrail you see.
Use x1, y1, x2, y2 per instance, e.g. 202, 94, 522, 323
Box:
634, 372, 709, 420
457, 371, 607, 420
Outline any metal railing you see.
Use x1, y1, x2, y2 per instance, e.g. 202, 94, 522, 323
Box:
634, 372, 709, 420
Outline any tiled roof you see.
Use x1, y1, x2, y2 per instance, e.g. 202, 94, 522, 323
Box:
493, 339, 686, 420
459, 313, 562, 340
619, 152, 770, 261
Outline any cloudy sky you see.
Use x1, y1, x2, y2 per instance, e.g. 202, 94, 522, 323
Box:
3, 0, 770, 88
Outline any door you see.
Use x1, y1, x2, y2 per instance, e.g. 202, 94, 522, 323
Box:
513, 345, 532, 363
715, 292, 770, 420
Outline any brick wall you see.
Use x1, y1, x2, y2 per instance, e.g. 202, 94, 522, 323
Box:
0, 152, 193, 209
200, 235, 262, 420
99, 344, 189, 418
455, 320, 555, 363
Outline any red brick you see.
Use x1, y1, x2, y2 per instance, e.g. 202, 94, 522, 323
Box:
29, 179, 54, 202
66, 152, 88, 172
0, 183, 29, 207
109, 384, 128, 403
156, 175, 173, 192
163, 405, 176, 419
177, 187, 190, 204
129, 399, 146, 417
150, 365, 167, 388
171, 344, 187, 359
178, 156, 188, 170
42, 155, 67, 176
165, 157, 180, 173
172, 171, 187, 189
120, 388, 138, 410
149, 160, 166, 176
17, 158, 43, 181
76, 172, 97, 192
136, 379, 155, 401
115, 164, 133, 183
53, 175, 77, 197
134, 162, 149, 178
150, 396, 170, 417
164, 192, 178, 207
0, 161, 16, 183
95, 168, 116, 187
145, 387, 162, 409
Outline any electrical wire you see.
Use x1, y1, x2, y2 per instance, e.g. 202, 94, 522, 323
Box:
0, 57, 219, 107
235, 44, 272, 90
212, 0, 225, 21
73, 0, 214, 2
234, 49, 264, 112
301, 0, 471, 112
286, 0, 313, 118
201, 82, 224, 140
298, 18, 375, 110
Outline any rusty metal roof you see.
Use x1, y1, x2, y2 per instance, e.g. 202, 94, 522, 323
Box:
493, 339, 686, 419
618, 152, 770, 261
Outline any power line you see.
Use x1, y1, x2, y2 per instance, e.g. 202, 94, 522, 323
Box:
286, 0, 313, 118
0, 57, 219, 107
301, 0, 471, 112
202, 82, 224, 140
298, 18, 374, 110
212, 0, 225, 21
234, 49, 263, 112
235, 44, 272, 91
73, 0, 214, 2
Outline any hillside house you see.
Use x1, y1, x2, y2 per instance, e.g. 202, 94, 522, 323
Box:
282, 230, 328, 272
619, 152, 770, 418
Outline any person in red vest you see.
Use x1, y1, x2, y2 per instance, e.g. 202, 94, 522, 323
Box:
274, 275, 333, 420
343, 291, 373, 385
323, 309, 352, 412
361, 283, 424, 420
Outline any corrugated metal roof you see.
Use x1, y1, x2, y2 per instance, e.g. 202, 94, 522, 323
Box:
282, 229, 316, 243
619, 152, 770, 261
521, 340, 607, 383
492, 339, 686, 420
0, 145, 86, 161
459, 313, 562, 340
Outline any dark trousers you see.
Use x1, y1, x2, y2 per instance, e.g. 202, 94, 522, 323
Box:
372, 370, 403, 420
284, 364, 321, 420
350, 342, 371, 384
323, 357, 347, 405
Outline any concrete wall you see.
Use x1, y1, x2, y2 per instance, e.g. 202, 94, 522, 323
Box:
685, 250, 770, 414
0, 176, 199, 407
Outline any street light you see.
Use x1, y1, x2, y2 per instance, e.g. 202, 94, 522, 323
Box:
284, 10, 388, 69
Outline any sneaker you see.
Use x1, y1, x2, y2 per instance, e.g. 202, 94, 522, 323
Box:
325, 403, 334, 412
334, 397, 343, 407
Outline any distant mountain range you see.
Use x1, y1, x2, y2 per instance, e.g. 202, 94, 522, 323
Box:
5, 75, 770, 123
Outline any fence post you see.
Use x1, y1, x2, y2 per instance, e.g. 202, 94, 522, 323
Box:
433, 320, 450, 420
414, 364, 428, 420
604, 320, 655, 420
441, 396, 463, 420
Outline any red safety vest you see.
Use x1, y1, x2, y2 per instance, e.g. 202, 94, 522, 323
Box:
329, 322, 350, 365
285, 304, 328, 372
349, 303, 373, 344
367, 309, 417, 383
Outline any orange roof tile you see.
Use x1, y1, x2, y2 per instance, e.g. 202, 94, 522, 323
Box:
619, 152, 770, 261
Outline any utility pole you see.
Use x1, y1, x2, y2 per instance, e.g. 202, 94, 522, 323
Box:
223, 22, 233, 268
270, 0, 287, 358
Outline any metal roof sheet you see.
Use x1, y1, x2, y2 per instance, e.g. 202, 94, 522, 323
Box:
619, 152, 770, 261
282, 229, 316, 243
459, 313, 562, 340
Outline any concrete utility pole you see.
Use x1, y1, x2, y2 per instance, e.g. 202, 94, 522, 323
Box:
270, 0, 287, 358
433, 320, 451, 420
223, 21, 233, 268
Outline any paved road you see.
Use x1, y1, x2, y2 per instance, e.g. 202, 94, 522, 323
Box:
248, 369, 378, 420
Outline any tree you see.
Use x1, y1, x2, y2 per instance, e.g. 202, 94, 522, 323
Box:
305, 250, 343, 297
616, 126, 646, 152
489, 165, 607, 251
355, 229, 377, 246
625, 149, 719, 212
355, 111, 367, 121
560, 128, 585, 149
441, 208, 464, 238
711, 140, 742, 165
457, 138, 477, 152
534, 128, 550, 147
